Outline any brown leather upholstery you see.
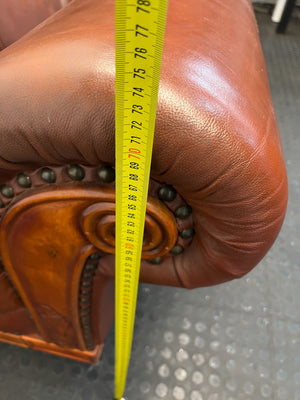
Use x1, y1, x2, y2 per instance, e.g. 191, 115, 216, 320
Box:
0, 0, 71, 50
0, 0, 288, 361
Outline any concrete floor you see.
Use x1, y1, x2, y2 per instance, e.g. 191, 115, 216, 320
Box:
0, 10, 299, 400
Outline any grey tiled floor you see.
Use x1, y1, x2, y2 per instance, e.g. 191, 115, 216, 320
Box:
0, 11, 299, 400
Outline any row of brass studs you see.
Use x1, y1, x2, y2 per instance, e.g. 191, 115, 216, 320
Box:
0, 165, 116, 208
147, 185, 195, 264
79, 253, 100, 350
66, 165, 116, 183
0, 165, 194, 262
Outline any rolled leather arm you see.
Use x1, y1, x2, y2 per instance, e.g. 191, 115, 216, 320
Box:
0, 0, 288, 289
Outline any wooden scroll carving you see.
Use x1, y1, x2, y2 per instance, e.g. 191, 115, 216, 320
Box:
0, 166, 183, 361
0, 164, 195, 362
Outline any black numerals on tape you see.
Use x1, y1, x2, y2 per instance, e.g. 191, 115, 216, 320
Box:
136, 0, 151, 14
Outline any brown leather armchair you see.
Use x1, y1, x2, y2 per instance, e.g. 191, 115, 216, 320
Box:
0, 0, 288, 363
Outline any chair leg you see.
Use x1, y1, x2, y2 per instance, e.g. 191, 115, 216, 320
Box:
276, 0, 296, 33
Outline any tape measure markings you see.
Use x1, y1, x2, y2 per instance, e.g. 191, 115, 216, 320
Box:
115, 0, 168, 398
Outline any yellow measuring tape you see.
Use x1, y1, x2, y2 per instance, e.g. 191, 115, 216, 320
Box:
115, 0, 168, 398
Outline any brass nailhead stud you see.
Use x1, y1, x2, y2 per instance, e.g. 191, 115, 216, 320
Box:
80, 310, 90, 317
40, 168, 56, 183
158, 185, 177, 202
80, 304, 90, 310
83, 272, 93, 280
81, 289, 91, 296
97, 166, 115, 183
85, 264, 97, 271
147, 257, 163, 265
67, 164, 85, 181
180, 228, 195, 239
170, 245, 184, 255
17, 173, 32, 188
0, 184, 14, 198
82, 281, 92, 288
175, 205, 192, 219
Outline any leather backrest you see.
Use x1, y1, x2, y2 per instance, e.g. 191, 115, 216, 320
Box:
0, 0, 71, 50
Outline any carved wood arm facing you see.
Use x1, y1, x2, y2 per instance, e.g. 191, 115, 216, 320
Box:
0, 164, 194, 361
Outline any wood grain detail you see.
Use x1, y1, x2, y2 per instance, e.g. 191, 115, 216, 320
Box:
0, 331, 102, 364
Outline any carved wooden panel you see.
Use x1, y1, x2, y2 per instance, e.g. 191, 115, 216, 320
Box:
0, 187, 116, 350
0, 164, 193, 361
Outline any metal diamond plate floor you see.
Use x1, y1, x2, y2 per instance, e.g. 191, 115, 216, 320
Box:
0, 10, 299, 400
